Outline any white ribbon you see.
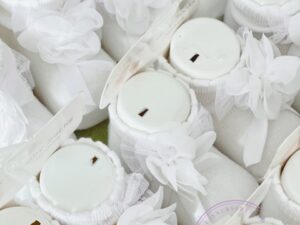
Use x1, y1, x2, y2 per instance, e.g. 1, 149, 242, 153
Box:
12, 0, 114, 112
266, 0, 300, 46
98, 0, 174, 35
117, 187, 177, 225
0, 41, 35, 148
216, 30, 300, 167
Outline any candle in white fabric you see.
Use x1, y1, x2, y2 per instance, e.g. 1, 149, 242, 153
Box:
39, 143, 116, 212
117, 71, 191, 133
108, 70, 258, 225
169, 17, 300, 180
0, 207, 57, 225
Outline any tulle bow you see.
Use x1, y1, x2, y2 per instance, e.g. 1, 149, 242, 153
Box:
12, 0, 114, 110
118, 187, 177, 225
135, 128, 217, 196
216, 31, 300, 167
98, 0, 174, 35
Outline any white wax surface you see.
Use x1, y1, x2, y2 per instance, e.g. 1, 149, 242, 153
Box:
117, 72, 191, 133
281, 150, 300, 205
170, 18, 240, 80
0, 207, 52, 225
40, 143, 116, 213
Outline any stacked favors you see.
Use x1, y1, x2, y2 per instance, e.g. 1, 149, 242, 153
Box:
0, 0, 299, 225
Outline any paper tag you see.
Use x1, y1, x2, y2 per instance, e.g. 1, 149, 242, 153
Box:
100, 0, 198, 109
265, 125, 300, 178
0, 94, 85, 208
224, 177, 273, 225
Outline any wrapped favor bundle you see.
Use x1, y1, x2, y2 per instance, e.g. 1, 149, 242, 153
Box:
0, 98, 176, 225
99, 6, 259, 222
224, 0, 300, 55
168, 17, 300, 180
15, 139, 160, 225
261, 127, 300, 225
0, 39, 52, 148
0, 0, 116, 129
0, 207, 60, 225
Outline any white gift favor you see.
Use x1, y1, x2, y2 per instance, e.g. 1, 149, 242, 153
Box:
99, 6, 259, 223
0, 39, 52, 148
168, 17, 300, 180
224, 0, 300, 55
0, 0, 116, 129
15, 138, 152, 225
0, 206, 60, 225
261, 126, 300, 225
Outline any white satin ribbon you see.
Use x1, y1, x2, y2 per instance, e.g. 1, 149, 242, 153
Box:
98, 0, 174, 35
216, 30, 300, 167
266, 0, 300, 46
11, 0, 114, 112
0, 41, 34, 148
117, 187, 177, 225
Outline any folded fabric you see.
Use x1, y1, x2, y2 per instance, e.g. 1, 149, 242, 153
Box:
214, 216, 284, 225
0, 0, 115, 129
261, 150, 300, 224
15, 138, 153, 225
0, 206, 60, 225
108, 70, 258, 225
224, 0, 300, 55
0, 39, 51, 148
97, 0, 176, 60
168, 18, 300, 179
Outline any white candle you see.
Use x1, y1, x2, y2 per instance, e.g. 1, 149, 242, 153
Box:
39, 143, 116, 212
117, 71, 191, 133
0, 207, 56, 225
170, 18, 240, 80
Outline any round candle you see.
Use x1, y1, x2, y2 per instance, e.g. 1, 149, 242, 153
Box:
170, 18, 240, 80
39, 143, 116, 213
117, 71, 191, 133
281, 150, 300, 205
0, 207, 53, 225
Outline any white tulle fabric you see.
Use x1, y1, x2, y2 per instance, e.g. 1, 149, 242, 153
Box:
117, 187, 177, 225
0, 40, 35, 148
215, 31, 300, 167
98, 0, 175, 35
15, 139, 150, 225
11, 0, 114, 110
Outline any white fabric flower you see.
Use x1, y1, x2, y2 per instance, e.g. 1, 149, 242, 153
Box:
135, 128, 216, 195
98, 0, 174, 35
13, 0, 103, 64
118, 187, 177, 225
216, 30, 300, 167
